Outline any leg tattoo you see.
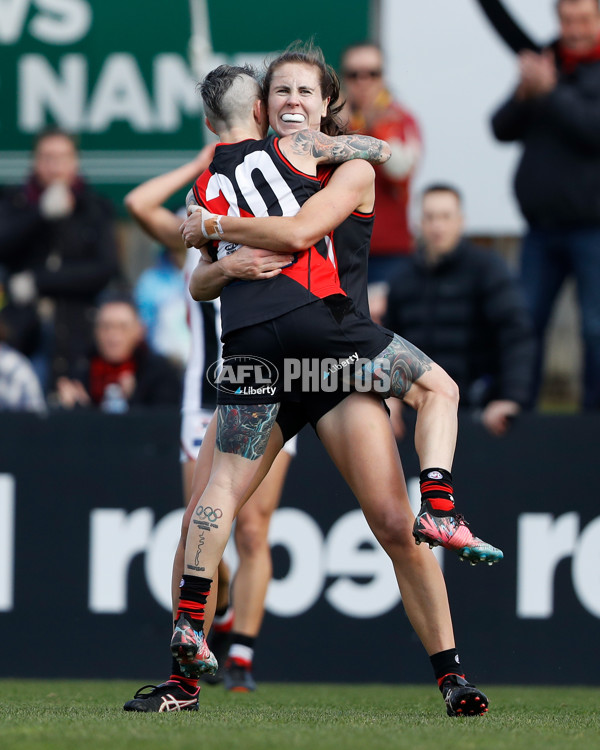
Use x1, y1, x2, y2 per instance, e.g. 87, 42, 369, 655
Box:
362, 334, 433, 399
187, 504, 224, 573
216, 403, 280, 460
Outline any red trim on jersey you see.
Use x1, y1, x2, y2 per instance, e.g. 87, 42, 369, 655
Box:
273, 137, 321, 181
315, 165, 374, 218
215, 139, 257, 148
317, 165, 335, 187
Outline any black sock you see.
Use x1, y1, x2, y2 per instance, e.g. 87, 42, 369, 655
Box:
430, 648, 464, 687
215, 603, 229, 618
230, 632, 256, 649
176, 575, 212, 631
169, 655, 198, 691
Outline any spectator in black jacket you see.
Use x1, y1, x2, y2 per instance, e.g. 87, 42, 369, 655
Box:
56, 296, 182, 410
384, 184, 535, 437
0, 127, 119, 391
491, 0, 600, 409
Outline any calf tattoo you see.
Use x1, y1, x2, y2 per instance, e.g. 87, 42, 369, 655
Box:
216, 403, 280, 460
187, 504, 223, 573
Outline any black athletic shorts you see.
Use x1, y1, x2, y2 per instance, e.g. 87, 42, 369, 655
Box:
275, 386, 392, 443
217, 296, 393, 421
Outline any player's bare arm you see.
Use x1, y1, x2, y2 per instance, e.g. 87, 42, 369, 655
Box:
124, 145, 215, 263
285, 129, 391, 165
189, 246, 294, 301
182, 160, 375, 252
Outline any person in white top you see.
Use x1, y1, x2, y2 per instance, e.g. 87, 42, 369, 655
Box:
0, 313, 46, 412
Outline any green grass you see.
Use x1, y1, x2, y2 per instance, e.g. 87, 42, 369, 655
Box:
0, 681, 599, 750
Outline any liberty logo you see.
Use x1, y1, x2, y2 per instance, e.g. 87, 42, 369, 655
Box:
207, 356, 279, 395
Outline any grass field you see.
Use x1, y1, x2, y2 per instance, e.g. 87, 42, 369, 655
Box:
1, 680, 599, 750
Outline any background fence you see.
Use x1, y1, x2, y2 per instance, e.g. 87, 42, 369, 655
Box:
0, 410, 598, 684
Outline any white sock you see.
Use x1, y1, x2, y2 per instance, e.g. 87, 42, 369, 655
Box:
229, 643, 254, 665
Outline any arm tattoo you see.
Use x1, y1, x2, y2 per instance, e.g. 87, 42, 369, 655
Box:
288, 130, 389, 165
216, 403, 280, 460
364, 333, 433, 399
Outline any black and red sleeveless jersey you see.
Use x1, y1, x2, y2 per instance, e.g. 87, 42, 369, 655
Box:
331, 210, 374, 318
192, 135, 345, 337
318, 167, 375, 319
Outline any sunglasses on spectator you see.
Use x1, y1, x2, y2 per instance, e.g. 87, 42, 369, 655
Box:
343, 69, 383, 80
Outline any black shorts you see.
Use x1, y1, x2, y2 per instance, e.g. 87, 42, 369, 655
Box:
275, 388, 392, 443
218, 296, 393, 416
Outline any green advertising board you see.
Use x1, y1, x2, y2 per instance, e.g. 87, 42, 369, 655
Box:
0, 0, 372, 209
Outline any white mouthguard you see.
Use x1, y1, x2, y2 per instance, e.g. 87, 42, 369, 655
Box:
281, 113, 305, 123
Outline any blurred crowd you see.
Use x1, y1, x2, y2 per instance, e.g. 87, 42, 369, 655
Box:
0, 127, 184, 414
1, 0, 598, 432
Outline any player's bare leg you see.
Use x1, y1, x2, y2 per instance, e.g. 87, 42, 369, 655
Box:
175, 418, 285, 627
184, 458, 221, 627
183, 459, 232, 618
233, 449, 291, 635
226, 449, 293, 691
201, 559, 234, 686
401, 363, 458, 471
171, 403, 280, 678
366, 335, 503, 565
124, 420, 221, 713
171, 417, 219, 621
316, 393, 454, 653
215, 560, 232, 612
126, 408, 284, 711
125, 417, 283, 710
316, 392, 489, 716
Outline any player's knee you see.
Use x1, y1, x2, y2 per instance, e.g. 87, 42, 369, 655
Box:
235, 519, 269, 559
416, 370, 459, 410
368, 506, 414, 552
439, 372, 460, 408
